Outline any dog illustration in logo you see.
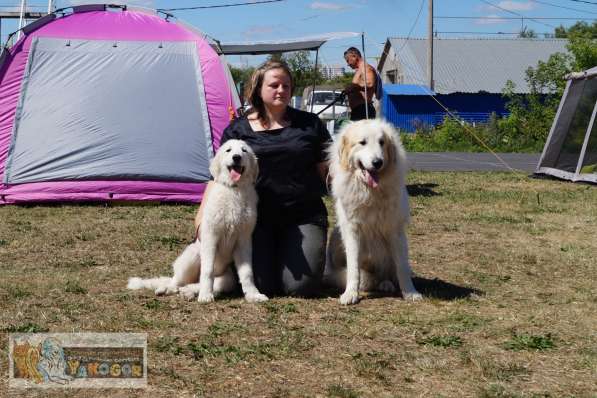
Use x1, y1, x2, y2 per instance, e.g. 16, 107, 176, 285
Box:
36, 338, 72, 384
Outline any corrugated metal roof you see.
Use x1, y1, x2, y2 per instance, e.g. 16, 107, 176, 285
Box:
385, 37, 569, 94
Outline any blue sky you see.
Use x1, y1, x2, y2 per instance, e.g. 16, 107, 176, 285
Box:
2, 0, 596, 66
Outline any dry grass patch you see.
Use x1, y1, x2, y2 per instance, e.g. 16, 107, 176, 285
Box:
0, 172, 595, 397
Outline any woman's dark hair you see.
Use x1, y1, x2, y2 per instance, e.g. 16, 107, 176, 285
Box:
245, 60, 294, 128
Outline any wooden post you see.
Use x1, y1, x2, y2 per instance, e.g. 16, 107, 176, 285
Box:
427, 0, 434, 91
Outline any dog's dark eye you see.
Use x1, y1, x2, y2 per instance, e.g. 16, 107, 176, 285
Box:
359, 139, 367, 145
226, 148, 232, 153
241, 147, 247, 152
379, 139, 385, 147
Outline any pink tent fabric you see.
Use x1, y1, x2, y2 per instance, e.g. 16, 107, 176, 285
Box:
0, 8, 234, 204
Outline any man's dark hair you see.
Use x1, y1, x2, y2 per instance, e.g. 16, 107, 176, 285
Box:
343, 47, 361, 58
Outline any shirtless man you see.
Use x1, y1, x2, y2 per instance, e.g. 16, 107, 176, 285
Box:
343, 47, 377, 121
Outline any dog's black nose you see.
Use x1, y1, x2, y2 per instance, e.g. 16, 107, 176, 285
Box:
232, 154, 241, 163
372, 158, 383, 170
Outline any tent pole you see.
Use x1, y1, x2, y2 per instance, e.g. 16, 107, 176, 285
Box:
361, 32, 368, 119
310, 48, 319, 113
574, 99, 597, 178
17, 0, 26, 40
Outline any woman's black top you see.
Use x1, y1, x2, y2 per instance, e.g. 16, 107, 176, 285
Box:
220, 107, 332, 227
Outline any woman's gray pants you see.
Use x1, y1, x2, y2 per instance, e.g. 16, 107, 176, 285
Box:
251, 221, 327, 297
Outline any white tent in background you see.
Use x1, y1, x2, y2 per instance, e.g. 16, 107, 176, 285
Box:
535, 66, 597, 183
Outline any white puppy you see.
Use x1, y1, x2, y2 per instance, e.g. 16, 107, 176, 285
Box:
127, 139, 268, 303
326, 119, 422, 305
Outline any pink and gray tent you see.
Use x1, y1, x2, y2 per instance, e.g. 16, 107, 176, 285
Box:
0, 4, 240, 204
535, 66, 597, 183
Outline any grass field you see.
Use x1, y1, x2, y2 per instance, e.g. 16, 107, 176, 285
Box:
0, 172, 595, 397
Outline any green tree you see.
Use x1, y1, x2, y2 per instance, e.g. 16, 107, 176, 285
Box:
554, 21, 597, 38
518, 27, 537, 38
500, 26, 597, 150
229, 64, 255, 102
567, 31, 597, 71
327, 72, 355, 88
282, 51, 323, 95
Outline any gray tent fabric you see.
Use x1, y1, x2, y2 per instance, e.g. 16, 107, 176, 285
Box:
536, 67, 597, 183
4, 37, 212, 184
218, 32, 359, 55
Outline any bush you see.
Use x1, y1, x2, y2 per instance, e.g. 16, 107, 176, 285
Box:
400, 112, 547, 153
400, 31, 596, 153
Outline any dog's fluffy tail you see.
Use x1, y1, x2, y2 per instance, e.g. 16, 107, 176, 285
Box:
127, 276, 172, 291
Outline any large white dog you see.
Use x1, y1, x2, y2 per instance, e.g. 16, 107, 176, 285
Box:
326, 119, 422, 305
127, 139, 268, 303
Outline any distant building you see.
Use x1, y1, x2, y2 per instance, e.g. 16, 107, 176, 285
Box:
320, 64, 345, 80
377, 37, 569, 132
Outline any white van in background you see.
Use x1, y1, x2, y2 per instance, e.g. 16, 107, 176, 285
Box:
302, 86, 349, 136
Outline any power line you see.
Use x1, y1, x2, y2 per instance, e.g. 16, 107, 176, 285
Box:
436, 31, 540, 35
566, 0, 597, 5
436, 16, 597, 20
158, 0, 284, 12
436, 30, 597, 37
533, 0, 597, 15
478, 0, 556, 28
394, 0, 425, 56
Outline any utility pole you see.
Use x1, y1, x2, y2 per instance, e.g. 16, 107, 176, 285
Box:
427, 0, 434, 91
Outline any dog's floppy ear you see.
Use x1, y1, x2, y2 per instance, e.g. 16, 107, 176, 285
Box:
339, 132, 352, 171
209, 144, 224, 180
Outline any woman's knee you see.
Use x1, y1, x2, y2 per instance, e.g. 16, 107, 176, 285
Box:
281, 223, 327, 297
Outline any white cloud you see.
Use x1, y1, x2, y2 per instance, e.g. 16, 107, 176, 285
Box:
310, 2, 351, 11
475, 14, 508, 25
495, 1, 536, 11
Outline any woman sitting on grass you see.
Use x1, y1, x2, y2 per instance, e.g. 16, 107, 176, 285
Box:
195, 60, 332, 297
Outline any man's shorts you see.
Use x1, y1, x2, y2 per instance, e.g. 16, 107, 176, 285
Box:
350, 103, 376, 121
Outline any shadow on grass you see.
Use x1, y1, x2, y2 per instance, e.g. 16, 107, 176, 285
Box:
407, 183, 441, 197
413, 276, 482, 300
315, 276, 482, 301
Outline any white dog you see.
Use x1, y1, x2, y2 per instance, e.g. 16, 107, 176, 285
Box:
127, 139, 268, 303
325, 119, 422, 305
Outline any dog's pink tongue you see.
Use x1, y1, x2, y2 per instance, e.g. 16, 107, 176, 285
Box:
365, 170, 379, 188
230, 169, 242, 182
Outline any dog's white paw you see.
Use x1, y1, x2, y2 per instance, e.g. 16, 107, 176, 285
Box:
377, 280, 396, 293
339, 290, 360, 305
245, 292, 269, 303
178, 286, 197, 301
197, 291, 215, 303
402, 290, 423, 301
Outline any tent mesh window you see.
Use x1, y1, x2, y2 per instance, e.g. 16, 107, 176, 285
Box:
539, 77, 596, 174
553, 78, 597, 172
4, 38, 212, 185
